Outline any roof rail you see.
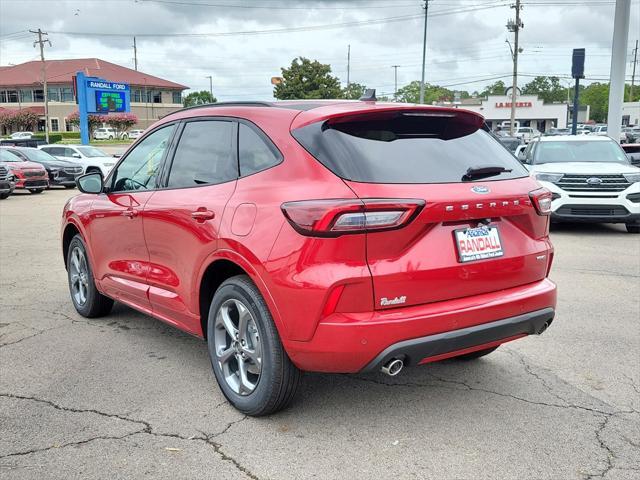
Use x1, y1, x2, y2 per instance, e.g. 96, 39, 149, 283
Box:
162, 101, 274, 118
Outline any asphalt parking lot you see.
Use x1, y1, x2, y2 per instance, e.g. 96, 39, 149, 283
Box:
1, 188, 638, 480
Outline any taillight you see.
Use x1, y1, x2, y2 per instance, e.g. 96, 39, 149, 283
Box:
529, 188, 553, 216
281, 198, 425, 237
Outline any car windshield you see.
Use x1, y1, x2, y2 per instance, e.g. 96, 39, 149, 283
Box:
77, 146, 107, 158
533, 140, 629, 164
19, 148, 57, 162
0, 149, 23, 162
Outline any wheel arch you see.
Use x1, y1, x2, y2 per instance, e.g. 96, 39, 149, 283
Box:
197, 251, 285, 341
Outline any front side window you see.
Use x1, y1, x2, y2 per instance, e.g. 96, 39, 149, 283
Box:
110, 125, 175, 192
239, 123, 281, 176
167, 120, 235, 188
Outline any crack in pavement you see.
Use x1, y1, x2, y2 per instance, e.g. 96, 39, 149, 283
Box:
0, 393, 260, 480
349, 353, 639, 480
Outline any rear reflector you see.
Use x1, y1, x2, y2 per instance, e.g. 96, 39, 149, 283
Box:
281, 198, 425, 237
529, 188, 553, 216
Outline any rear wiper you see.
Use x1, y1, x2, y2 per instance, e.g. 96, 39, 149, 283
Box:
462, 166, 512, 181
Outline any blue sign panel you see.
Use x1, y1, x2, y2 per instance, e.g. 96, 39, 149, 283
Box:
76, 72, 131, 145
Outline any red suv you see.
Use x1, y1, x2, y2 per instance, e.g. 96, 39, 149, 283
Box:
62, 100, 557, 415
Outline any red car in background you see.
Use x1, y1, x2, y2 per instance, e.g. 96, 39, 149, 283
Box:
0, 147, 48, 194
62, 98, 557, 415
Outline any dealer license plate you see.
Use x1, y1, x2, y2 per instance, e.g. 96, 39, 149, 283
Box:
454, 225, 504, 263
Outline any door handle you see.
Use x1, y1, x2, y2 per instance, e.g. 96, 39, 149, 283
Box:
191, 209, 215, 222
122, 209, 138, 218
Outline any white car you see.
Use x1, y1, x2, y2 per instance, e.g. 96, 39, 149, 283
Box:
520, 135, 640, 233
10, 131, 34, 139
514, 126, 539, 143
593, 125, 627, 143
122, 129, 144, 140
93, 128, 118, 140
38, 144, 117, 177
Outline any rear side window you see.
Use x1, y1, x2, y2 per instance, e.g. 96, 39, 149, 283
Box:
167, 120, 235, 188
292, 111, 527, 184
238, 123, 281, 176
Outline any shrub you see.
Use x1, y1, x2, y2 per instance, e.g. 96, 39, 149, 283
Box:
33, 133, 63, 143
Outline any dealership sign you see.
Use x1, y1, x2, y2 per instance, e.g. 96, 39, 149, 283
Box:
495, 101, 533, 108
75, 72, 131, 145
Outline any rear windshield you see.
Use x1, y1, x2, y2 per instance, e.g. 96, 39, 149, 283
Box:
533, 140, 629, 164
292, 111, 527, 183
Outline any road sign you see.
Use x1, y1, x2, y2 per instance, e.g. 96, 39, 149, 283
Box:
76, 72, 131, 145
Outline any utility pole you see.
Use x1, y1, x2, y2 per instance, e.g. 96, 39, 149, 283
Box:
392, 65, 400, 101
346, 44, 351, 87
506, 0, 522, 136
30, 28, 51, 143
133, 36, 138, 71
630, 39, 638, 102
419, 0, 429, 104
205, 75, 213, 100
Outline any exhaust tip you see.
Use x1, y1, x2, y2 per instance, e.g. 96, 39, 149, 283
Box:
538, 319, 553, 334
381, 358, 404, 376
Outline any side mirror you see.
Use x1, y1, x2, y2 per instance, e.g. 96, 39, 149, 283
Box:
76, 172, 103, 194
517, 151, 527, 162
72, 153, 81, 159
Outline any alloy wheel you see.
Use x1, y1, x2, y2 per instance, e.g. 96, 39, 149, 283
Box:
214, 298, 262, 395
69, 246, 89, 306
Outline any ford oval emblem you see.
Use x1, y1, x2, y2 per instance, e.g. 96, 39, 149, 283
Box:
471, 185, 490, 194
586, 177, 603, 186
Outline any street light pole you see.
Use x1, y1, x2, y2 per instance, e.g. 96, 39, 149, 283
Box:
418, 0, 429, 104
507, 0, 523, 136
30, 28, 51, 142
392, 65, 400, 101
205, 76, 213, 101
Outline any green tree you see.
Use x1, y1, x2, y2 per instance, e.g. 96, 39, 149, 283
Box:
274, 57, 342, 100
183, 90, 217, 107
395, 81, 454, 104
479, 80, 506, 97
342, 82, 366, 100
522, 76, 567, 103
581, 82, 609, 122
105, 113, 138, 137
66, 111, 103, 137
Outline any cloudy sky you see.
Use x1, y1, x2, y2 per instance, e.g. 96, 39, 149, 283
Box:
1, 0, 638, 100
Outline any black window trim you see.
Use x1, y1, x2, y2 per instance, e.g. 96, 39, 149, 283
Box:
103, 121, 181, 194
156, 116, 239, 191
236, 117, 284, 179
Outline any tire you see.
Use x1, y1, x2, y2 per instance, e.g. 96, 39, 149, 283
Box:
66, 234, 114, 318
0, 193, 9, 199
207, 275, 300, 416
28, 189, 43, 194
108, 135, 113, 140
626, 223, 640, 234
454, 346, 499, 360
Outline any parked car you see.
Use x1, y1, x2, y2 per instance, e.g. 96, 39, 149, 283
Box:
519, 135, 640, 233
497, 135, 522, 153
0, 147, 48, 193
62, 100, 557, 416
576, 128, 591, 135
514, 126, 539, 143
621, 144, 640, 167
9, 131, 33, 139
622, 126, 640, 143
93, 128, 117, 140
0, 137, 48, 148
546, 127, 571, 136
39, 144, 117, 177
121, 129, 144, 140
0, 152, 17, 199
4, 147, 82, 188
593, 125, 627, 143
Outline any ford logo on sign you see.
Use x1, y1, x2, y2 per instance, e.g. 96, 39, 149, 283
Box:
471, 186, 490, 194
586, 177, 603, 186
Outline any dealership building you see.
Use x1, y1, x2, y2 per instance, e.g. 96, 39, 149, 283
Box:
0, 58, 188, 134
437, 94, 576, 132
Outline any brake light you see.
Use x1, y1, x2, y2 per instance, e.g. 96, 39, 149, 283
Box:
281, 198, 425, 237
529, 188, 553, 216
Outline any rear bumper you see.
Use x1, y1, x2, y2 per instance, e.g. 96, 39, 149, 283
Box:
361, 307, 554, 372
285, 278, 557, 373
